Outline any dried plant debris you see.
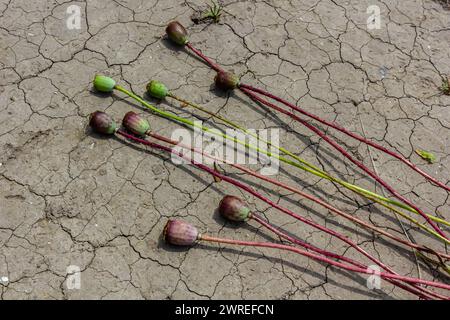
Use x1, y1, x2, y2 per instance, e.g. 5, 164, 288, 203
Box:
416, 149, 437, 164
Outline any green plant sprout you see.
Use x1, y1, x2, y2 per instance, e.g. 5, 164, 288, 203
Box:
193, 0, 223, 24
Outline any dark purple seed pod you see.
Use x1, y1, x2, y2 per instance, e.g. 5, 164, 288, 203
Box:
122, 111, 150, 136
218, 195, 251, 222
214, 71, 240, 91
166, 21, 189, 46
163, 219, 199, 246
89, 111, 117, 135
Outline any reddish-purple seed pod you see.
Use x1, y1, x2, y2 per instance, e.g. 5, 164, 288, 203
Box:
122, 111, 150, 136
218, 195, 251, 222
163, 219, 199, 246
89, 111, 117, 135
166, 21, 189, 46
214, 71, 240, 91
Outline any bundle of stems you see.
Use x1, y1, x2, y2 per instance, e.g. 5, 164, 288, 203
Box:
87, 111, 450, 299
123, 109, 450, 275
146, 79, 450, 246
93, 75, 450, 245
145, 127, 450, 264
241, 89, 449, 241
163, 21, 450, 240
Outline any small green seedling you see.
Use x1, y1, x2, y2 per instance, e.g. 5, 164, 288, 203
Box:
206, 0, 222, 23
192, 0, 223, 24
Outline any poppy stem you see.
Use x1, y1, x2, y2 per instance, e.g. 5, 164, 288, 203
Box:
240, 87, 449, 241
199, 234, 450, 293
186, 42, 224, 73
240, 83, 450, 194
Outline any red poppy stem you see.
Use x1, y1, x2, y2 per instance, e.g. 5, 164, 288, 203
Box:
250, 214, 446, 300
186, 42, 224, 73
184, 42, 450, 194
239, 83, 450, 193
199, 234, 450, 293
240, 87, 449, 241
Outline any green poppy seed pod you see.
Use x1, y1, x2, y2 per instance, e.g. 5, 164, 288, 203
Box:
89, 111, 117, 135
166, 21, 189, 46
163, 219, 199, 246
122, 111, 150, 136
146, 80, 169, 99
93, 75, 116, 93
215, 72, 240, 91
218, 195, 251, 222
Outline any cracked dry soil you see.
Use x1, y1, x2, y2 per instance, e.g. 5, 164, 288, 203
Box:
0, 0, 449, 300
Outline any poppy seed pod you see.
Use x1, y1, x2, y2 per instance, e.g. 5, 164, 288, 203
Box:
89, 111, 117, 135
166, 21, 189, 46
146, 80, 169, 99
163, 219, 199, 246
215, 71, 240, 90
93, 75, 116, 93
218, 195, 251, 222
122, 111, 150, 136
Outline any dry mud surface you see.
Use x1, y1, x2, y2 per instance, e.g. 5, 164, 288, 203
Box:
0, 0, 449, 299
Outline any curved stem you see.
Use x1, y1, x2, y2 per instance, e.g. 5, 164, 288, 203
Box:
115, 130, 449, 298
240, 83, 450, 194
199, 234, 450, 292
241, 87, 449, 241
